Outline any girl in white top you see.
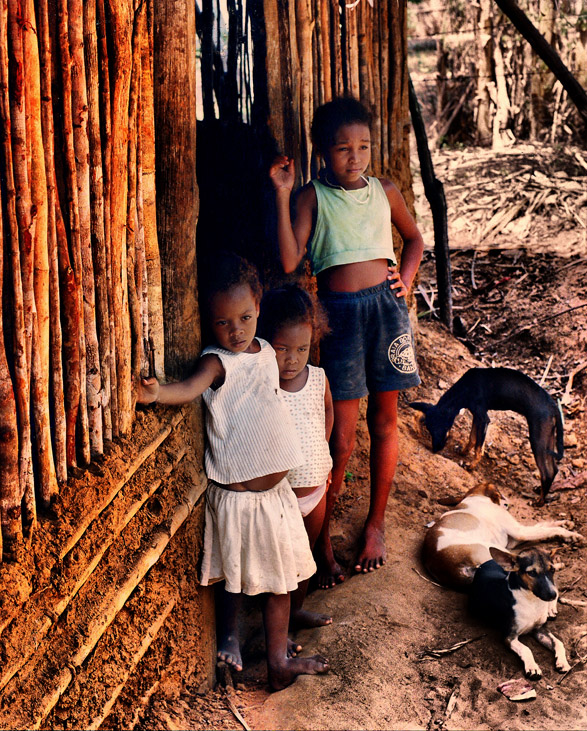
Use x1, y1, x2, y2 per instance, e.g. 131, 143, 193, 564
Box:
259, 284, 334, 631
137, 253, 328, 691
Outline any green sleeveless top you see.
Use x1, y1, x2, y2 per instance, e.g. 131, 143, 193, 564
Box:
308, 176, 397, 276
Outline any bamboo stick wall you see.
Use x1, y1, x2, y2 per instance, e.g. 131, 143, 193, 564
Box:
0, 0, 164, 557
196, 0, 414, 280
261, 0, 412, 197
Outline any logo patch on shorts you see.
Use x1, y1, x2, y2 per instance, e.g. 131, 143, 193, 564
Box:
388, 334, 417, 374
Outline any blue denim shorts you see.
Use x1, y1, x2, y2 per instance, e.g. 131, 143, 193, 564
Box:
318, 281, 420, 401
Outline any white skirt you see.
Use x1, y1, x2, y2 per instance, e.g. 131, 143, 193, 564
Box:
200, 477, 317, 595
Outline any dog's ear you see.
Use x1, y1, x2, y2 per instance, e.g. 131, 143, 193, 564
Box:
410, 401, 434, 414
489, 547, 519, 572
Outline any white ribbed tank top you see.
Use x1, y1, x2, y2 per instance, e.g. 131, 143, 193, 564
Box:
281, 365, 333, 488
201, 338, 303, 483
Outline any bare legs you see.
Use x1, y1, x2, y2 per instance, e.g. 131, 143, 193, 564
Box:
264, 592, 329, 691
315, 391, 399, 586
315, 399, 360, 588
358, 391, 399, 572
290, 492, 333, 628
216, 586, 243, 671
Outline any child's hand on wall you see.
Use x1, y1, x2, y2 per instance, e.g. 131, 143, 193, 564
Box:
137, 376, 160, 405
269, 155, 295, 192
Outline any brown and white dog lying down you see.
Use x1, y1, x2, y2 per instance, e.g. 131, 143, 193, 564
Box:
422, 483, 584, 678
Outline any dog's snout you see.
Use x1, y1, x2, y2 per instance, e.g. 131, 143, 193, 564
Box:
531, 573, 558, 603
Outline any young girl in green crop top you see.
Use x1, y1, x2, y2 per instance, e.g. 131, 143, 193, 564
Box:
269, 97, 424, 589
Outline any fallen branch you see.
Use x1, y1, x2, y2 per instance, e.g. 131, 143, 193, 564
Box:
556, 654, 587, 685
560, 361, 587, 406
225, 688, 251, 731
559, 597, 587, 608
539, 354, 554, 386
501, 303, 587, 342
417, 635, 485, 660
551, 471, 587, 492
412, 567, 443, 588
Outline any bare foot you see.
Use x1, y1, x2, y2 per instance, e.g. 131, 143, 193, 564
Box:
269, 654, 330, 691
217, 634, 242, 671
290, 608, 333, 630
315, 538, 345, 589
354, 523, 386, 573
287, 638, 302, 657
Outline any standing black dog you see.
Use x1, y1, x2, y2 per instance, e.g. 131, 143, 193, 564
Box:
411, 367, 564, 505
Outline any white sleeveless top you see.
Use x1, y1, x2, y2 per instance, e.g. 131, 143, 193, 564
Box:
202, 338, 303, 483
280, 365, 333, 488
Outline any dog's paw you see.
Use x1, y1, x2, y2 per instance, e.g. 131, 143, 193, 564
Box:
547, 600, 558, 619
556, 658, 571, 673
524, 662, 542, 680
552, 519, 576, 530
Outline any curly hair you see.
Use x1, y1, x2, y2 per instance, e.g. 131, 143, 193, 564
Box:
311, 97, 372, 155
200, 251, 263, 307
258, 283, 330, 345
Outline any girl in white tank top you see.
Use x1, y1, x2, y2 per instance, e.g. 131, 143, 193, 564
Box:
259, 284, 334, 631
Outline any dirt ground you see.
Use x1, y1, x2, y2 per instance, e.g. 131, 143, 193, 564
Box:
137, 144, 587, 731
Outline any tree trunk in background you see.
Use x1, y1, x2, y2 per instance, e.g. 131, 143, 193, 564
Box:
530, 0, 557, 137
494, 0, 587, 124
474, 0, 494, 145
153, 0, 200, 378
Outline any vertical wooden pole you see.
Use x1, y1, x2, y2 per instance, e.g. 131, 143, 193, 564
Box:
153, 0, 200, 378
84, 0, 113, 442
318, 0, 331, 103
140, 0, 164, 382
97, 0, 119, 437
409, 76, 452, 331
4, 0, 35, 529
70, 0, 103, 456
370, 2, 383, 175
0, 37, 24, 544
58, 0, 91, 464
330, 0, 343, 97
107, 0, 133, 435
295, 0, 313, 181
0, 136, 20, 553
127, 9, 143, 382
346, 7, 360, 99
379, 0, 390, 176
24, 0, 59, 506
38, 0, 68, 484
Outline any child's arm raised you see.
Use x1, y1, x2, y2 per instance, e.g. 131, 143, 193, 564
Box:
137, 354, 224, 406
381, 179, 425, 298
269, 156, 316, 273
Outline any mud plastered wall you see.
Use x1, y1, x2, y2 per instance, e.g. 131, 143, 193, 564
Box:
0, 408, 215, 730
0, 0, 213, 726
